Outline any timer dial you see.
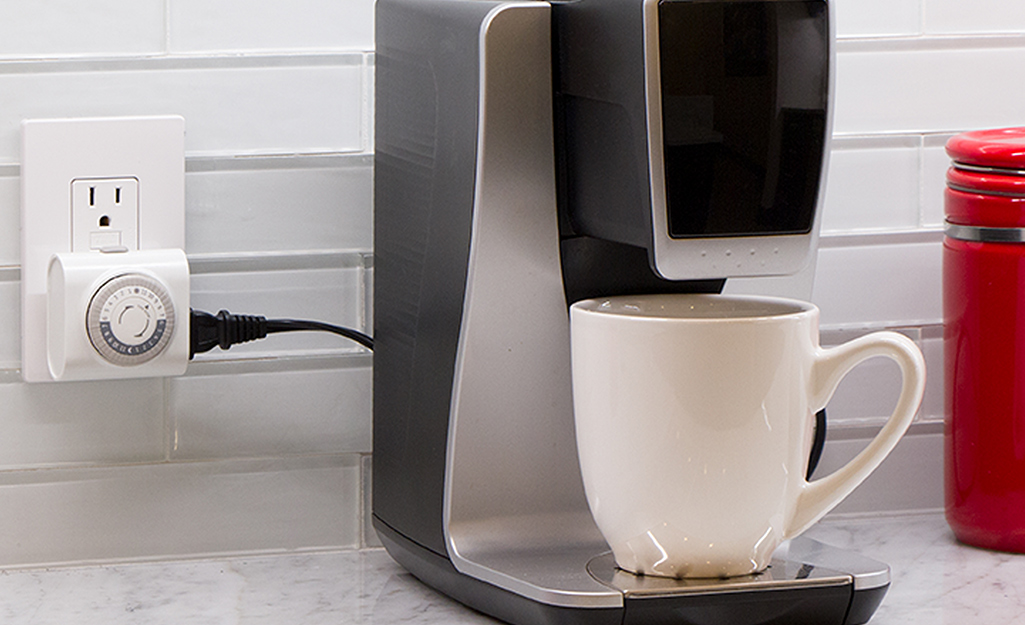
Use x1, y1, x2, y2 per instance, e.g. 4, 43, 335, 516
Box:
86, 273, 176, 366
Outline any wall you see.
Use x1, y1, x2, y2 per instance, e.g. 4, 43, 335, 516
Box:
0, 0, 1021, 567
0, 0, 377, 566
804, 0, 1025, 516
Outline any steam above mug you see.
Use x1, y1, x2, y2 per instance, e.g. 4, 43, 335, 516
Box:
570, 293, 926, 579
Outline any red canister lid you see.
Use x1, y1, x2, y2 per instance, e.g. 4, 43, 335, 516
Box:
946, 127, 1025, 171
946, 128, 1025, 228
947, 167, 1025, 196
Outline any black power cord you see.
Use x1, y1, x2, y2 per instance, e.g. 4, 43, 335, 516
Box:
189, 309, 374, 359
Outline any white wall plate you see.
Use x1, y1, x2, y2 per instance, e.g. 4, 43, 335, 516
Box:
21, 116, 186, 382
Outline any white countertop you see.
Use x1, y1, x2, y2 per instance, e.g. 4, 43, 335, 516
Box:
0, 512, 1020, 624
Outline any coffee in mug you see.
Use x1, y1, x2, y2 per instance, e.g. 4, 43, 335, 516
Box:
570, 293, 926, 579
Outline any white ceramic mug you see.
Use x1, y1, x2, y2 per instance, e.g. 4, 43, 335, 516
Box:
570, 293, 926, 579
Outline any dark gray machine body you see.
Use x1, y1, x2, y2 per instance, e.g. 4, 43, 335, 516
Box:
373, 1, 889, 623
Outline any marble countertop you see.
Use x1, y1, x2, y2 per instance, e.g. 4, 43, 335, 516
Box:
0, 512, 1020, 624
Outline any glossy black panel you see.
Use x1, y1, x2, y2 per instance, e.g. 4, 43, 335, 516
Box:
658, 0, 828, 238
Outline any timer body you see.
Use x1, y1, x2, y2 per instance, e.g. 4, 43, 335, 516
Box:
46, 249, 190, 381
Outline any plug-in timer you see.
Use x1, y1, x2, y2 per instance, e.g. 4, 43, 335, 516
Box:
46, 248, 190, 381
86, 273, 177, 366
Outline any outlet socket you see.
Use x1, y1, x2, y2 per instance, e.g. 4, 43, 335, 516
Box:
21, 116, 186, 382
71, 177, 139, 252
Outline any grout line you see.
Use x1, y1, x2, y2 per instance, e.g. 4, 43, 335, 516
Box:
184, 152, 372, 172
186, 249, 372, 274
183, 352, 372, 377
826, 420, 944, 441
5, 151, 373, 172
820, 507, 944, 523
0, 250, 375, 281
0, 52, 365, 75
0, 451, 364, 478
836, 32, 1025, 53
818, 229, 943, 248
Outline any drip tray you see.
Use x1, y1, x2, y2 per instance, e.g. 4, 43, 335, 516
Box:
585, 550, 852, 598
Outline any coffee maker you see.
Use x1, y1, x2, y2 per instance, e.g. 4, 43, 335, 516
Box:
373, 1, 890, 624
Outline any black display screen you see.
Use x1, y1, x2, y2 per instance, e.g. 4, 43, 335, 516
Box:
658, 0, 828, 238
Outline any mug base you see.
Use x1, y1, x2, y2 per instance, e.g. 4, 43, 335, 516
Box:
615, 562, 769, 580
612, 533, 774, 579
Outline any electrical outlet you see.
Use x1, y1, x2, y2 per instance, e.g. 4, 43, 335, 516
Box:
21, 116, 186, 382
71, 177, 139, 252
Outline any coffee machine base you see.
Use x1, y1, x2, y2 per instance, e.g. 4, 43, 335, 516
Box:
375, 518, 888, 625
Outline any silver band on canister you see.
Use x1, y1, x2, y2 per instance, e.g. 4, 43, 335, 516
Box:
945, 220, 1025, 243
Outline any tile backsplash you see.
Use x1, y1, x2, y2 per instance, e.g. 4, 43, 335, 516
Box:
0, 0, 1019, 566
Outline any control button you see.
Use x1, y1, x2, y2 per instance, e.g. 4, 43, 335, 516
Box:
86, 273, 176, 366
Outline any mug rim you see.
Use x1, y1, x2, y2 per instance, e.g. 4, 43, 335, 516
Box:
569, 293, 817, 322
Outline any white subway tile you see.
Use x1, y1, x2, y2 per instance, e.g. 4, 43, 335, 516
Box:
0, 377, 165, 469
363, 55, 375, 153
362, 454, 381, 548
0, 174, 19, 263
185, 157, 372, 255
819, 326, 939, 426
822, 139, 921, 234
169, 0, 375, 53
0, 58, 363, 161
834, 0, 921, 38
0, 280, 18, 369
169, 363, 372, 459
925, 0, 1025, 35
188, 266, 366, 358
0, 455, 361, 567
0, 1, 165, 59
812, 241, 942, 327
922, 134, 955, 228
816, 431, 942, 515
918, 333, 944, 422
834, 44, 1025, 135
819, 342, 903, 425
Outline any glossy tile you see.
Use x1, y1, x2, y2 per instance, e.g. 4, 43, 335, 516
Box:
188, 265, 366, 359
0, 173, 18, 263
0, 57, 364, 161
184, 156, 372, 255
0, 376, 165, 469
834, 0, 921, 38
925, 0, 1025, 34
918, 331, 944, 422
0, 0, 165, 59
812, 241, 943, 328
821, 344, 903, 426
362, 454, 381, 548
0, 455, 361, 567
0, 279, 18, 369
834, 43, 1025, 135
169, 0, 375, 53
169, 360, 372, 460
922, 134, 955, 229
822, 138, 921, 233
814, 430, 943, 514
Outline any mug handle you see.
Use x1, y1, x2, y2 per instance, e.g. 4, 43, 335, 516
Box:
786, 331, 927, 538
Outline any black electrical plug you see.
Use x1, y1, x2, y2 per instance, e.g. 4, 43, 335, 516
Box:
189, 309, 372, 359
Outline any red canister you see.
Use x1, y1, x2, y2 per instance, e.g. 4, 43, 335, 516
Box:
945, 127, 1025, 552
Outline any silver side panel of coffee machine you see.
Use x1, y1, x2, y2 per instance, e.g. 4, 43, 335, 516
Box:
442, 2, 620, 608
373, 1, 890, 624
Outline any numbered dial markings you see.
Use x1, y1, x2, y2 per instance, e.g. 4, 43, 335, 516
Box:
86, 274, 176, 366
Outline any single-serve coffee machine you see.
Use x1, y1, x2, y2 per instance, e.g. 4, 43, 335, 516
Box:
373, 0, 890, 623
